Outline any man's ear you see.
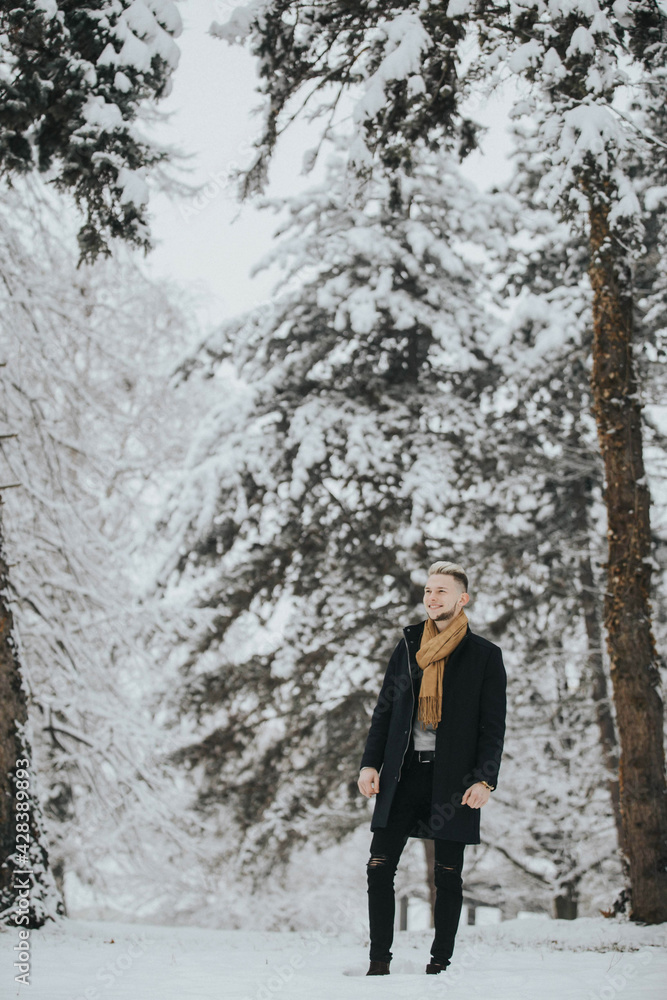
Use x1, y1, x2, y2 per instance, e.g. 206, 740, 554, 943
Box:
460, 592, 470, 608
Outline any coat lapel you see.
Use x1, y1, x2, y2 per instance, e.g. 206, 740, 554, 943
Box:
403, 620, 426, 684
440, 630, 470, 696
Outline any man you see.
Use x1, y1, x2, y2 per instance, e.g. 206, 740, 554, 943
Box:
358, 561, 506, 976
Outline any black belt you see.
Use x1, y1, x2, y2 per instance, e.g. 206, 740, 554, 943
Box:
414, 750, 436, 763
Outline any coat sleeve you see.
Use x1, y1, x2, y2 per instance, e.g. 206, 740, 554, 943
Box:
359, 641, 403, 772
472, 645, 507, 790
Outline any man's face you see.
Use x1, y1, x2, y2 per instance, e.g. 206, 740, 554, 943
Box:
423, 574, 466, 623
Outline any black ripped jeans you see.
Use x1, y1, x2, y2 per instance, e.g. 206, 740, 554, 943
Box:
366, 755, 466, 966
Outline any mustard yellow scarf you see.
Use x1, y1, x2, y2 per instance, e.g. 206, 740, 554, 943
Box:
416, 610, 469, 728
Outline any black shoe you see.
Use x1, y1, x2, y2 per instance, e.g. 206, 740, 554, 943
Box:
425, 961, 448, 974
366, 961, 390, 976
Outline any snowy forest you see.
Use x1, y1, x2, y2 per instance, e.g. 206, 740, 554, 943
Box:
1, 1, 667, 997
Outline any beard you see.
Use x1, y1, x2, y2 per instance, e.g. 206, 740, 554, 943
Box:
430, 604, 458, 623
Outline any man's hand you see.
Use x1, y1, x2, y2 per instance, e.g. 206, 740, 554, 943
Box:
358, 767, 380, 798
461, 782, 491, 809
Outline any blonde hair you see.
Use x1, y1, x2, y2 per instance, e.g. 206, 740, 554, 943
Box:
427, 561, 468, 593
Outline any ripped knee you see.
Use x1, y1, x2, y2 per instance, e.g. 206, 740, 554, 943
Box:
434, 861, 462, 889
367, 854, 397, 883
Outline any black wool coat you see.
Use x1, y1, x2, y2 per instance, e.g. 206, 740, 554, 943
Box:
359, 619, 507, 844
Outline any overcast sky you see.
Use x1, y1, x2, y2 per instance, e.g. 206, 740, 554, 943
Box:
143, 0, 516, 331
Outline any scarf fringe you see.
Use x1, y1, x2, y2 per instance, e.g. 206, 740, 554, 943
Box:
417, 696, 441, 730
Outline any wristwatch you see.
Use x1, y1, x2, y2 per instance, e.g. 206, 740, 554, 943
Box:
480, 780, 495, 792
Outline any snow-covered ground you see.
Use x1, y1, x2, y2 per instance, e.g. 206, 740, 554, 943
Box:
6, 914, 666, 1000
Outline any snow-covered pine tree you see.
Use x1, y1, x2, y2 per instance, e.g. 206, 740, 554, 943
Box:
459, 84, 667, 918
471, 213, 622, 919
210, 2, 476, 197
212, 0, 667, 924
0, 0, 182, 925
152, 146, 510, 881
479, 0, 667, 921
0, 179, 202, 924
0, 0, 182, 260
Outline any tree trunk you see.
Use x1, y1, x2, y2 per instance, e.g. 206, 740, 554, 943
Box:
0, 500, 60, 927
587, 192, 667, 923
569, 461, 624, 848
578, 545, 624, 848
